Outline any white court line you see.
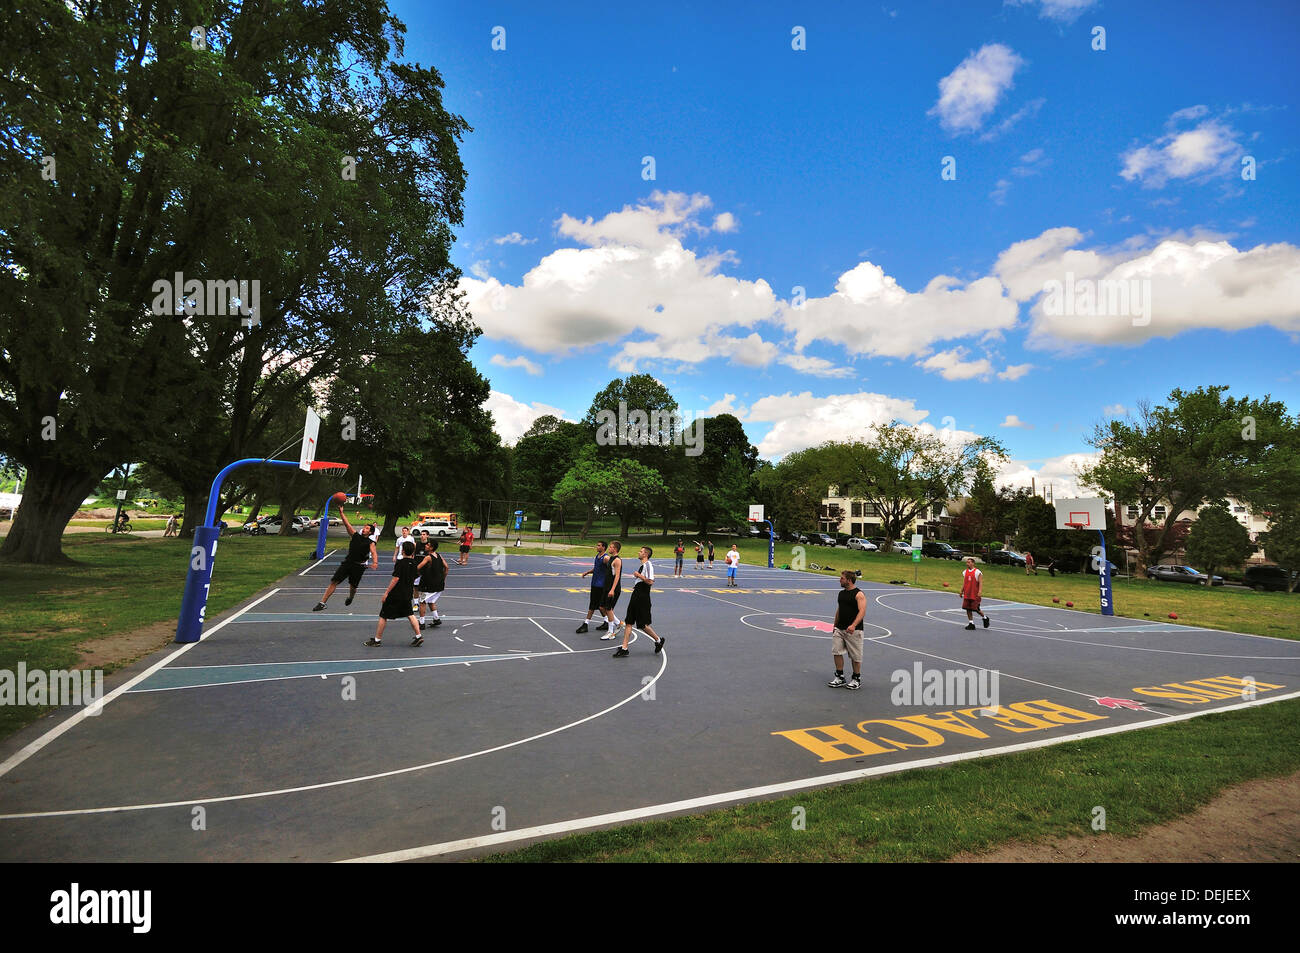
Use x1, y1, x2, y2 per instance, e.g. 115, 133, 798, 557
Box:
532, 618, 573, 652
339, 687, 1300, 862
0, 588, 282, 782
299, 551, 337, 576
0, 651, 669, 821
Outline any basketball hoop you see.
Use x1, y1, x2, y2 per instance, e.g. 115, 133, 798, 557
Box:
307, 460, 349, 477
1064, 522, 1084, 530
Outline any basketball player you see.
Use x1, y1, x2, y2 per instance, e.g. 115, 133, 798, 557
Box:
313, 508, 378, 610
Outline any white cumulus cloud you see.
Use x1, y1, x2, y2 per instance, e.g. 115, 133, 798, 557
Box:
484, 391, 570, 445
928, 44, 1025, 135
1120, 109, 1243, 188
489, 354, 543, 376
1001, 414, 1032, 428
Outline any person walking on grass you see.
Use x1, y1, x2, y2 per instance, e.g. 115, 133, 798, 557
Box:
961, 556, 990, 630
828, 569, 866, 690
575, 540, 611, 633
613, 546, 666, 658
165, 514, 178, 537
367, 539, 421, 647
313, 508, 378, 611
1024, 551, 1037, 575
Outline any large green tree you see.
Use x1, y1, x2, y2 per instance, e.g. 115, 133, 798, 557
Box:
1185, 505, 1254, 580
1, 0, 469, 561
1080, 387, 1293, 573
830, 423, 1007, 546
1259, 505, 1300, 593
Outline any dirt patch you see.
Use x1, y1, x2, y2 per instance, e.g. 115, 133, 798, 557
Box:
76, 620, 176, 671
949, 771, 1300, 862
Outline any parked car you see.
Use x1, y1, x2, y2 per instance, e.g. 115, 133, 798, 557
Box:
921, 541, 966, 560
1243, 565, 1297, 592
413, 519, 459, 537
1145, 564, 1224, 586
291, 515, 312, 532
847, 537, 878, 551
890, 540, 913, 554
987, 549, 1027, 567
810, 533, 837, 546
242, 515, 303, 535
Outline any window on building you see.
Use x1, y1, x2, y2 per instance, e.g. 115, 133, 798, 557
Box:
1233, 506, 1246, 514
864, 503, 877, 517
851, 522, 862, 536
1153, 505, 1167, 519
916, 506, 928, 521
1126, 506, 1139, 520
851, 501, 862, 517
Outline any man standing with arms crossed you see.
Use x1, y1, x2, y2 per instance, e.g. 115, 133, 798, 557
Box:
575, 540, 610, 633
313, 508, 379, 611
828, 569, 867, 690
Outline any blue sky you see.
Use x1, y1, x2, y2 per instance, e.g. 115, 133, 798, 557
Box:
389, 0, 1299, 494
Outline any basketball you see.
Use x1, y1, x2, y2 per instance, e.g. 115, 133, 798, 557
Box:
1065, 601, 1074, 608
332, 491, 347, 504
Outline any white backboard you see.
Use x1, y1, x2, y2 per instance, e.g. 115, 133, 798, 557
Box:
299, 408, 321, 471
748, 504, 764, 522
1055, 497, 1108, 530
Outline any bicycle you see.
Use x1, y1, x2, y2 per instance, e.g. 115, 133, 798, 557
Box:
107, 518, 133, 534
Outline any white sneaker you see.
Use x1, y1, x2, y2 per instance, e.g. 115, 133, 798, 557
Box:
600, 630, 618, 641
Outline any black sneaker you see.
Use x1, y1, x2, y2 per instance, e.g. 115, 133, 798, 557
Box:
983, 616, 990, 628
363, 638, 382, 647
964, 623, 976, 630
344, 596, 354, 606
575, 623, 589, 634
431, 619, 442, 627
597, 621, 609, 631
612, 647, 629, 658
411, 636, 424, 647
654, 636, 666, 654
313, 602, 326, 612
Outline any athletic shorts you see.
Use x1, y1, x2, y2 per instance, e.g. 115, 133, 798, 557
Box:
330, 560, 367, 587
962, 597, 981, 612
380, 592, 415, 620
696, 553, 704, 563
600, 583, 621, 612
832, 626, 864, 664
421, 590, 441, 605
625, 587, 651, 628
727, 567, 737, 578
459, 545, 470, 554
588, 583, 605, 612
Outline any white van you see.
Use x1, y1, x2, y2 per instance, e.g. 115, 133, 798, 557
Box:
413, 519, 458, 537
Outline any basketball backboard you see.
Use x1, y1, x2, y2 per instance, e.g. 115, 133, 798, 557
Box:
299, 407, 321, 472
1054, 497, 1108, 530
748, 504, 764, 522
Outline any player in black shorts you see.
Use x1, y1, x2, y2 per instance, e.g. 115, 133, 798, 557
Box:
575, 540, 609, 633
599, 540, 625, 640
416, 538, 449, 629
313, 508, 378, 610
367, 539, 421, 646
613, 545, 665, 657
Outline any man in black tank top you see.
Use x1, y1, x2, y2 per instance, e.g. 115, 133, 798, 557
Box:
828, 569, 866, 690
313, 508, 378, 611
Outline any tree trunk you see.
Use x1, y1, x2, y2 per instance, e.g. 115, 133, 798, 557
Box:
580, 514, 592, 539
381, 511, 399, 539
619, 514, 631, 537
0, 463, 101, 564
180, 480, 209, 538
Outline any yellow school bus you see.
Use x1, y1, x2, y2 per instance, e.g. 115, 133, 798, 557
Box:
418, 511, 458, 524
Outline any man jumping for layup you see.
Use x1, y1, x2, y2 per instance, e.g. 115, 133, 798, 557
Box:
313, 508, 379, 611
